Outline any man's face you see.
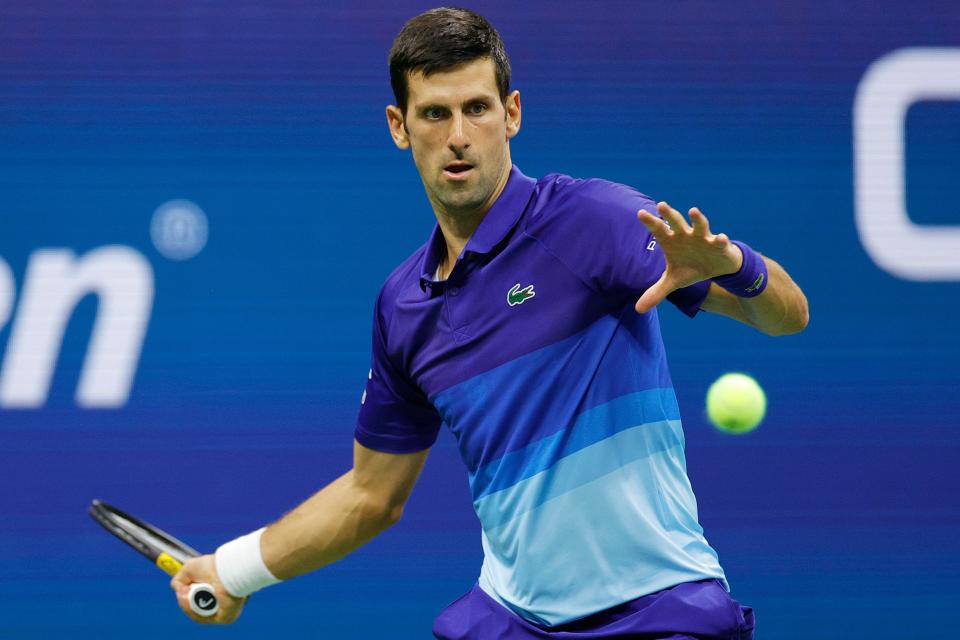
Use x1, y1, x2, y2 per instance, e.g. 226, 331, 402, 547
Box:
387, 58, 521, 218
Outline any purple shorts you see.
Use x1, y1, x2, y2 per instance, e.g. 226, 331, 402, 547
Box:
433, 579, 754, 640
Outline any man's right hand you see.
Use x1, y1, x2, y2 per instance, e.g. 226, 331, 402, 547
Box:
170, 554, 246, 624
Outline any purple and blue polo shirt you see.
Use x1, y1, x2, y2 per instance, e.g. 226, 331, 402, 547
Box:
356, 165, 727, 627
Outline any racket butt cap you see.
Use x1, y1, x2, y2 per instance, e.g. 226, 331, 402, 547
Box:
188, 583, 219, 617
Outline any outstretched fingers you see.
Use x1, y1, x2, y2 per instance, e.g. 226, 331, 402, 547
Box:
635, 202, 722, 314
635, 272, 672, 314
689, 207, 711, 237
656, 201, 692, 234
689, 207, 731, 250
637, 208, 673, 239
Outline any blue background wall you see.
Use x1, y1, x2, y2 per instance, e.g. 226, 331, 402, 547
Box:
1, 1, 958, 637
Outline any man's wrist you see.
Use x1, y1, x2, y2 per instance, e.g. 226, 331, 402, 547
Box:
712, 241, 768, 298
214, 527, 282, 597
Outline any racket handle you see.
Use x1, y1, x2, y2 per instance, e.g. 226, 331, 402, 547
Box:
188, 583, 219, 617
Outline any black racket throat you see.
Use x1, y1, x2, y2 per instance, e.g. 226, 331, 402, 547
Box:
89, 499, 200, 566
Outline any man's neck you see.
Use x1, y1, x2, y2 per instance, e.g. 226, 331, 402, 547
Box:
432, 163, 512, 280
433, 207, 482, 279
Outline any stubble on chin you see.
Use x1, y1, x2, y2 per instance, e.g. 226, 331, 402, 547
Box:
431, 175, 485, 216
438, 196, 478, 219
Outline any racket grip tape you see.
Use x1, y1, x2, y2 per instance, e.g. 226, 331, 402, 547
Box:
188, 583, 219, 617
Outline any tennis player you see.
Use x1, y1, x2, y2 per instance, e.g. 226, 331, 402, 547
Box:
172, 8, 808, 639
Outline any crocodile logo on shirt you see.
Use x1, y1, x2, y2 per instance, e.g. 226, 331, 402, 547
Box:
507, 283, 536, 306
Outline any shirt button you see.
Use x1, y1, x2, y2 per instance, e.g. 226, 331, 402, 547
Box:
449, 287, 460, 296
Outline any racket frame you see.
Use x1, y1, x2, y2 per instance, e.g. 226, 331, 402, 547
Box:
89, 499, 201, 576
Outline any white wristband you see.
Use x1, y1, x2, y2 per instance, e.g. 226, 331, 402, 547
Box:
214, 527, 281, 597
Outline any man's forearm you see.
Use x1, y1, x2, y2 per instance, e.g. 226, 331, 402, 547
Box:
703, 257, 809, 336
260, 469, 400, 580
738, 257, 808, 335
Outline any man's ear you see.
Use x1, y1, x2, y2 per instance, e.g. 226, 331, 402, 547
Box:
386, 105, 410, 150
504, 90, 521, 140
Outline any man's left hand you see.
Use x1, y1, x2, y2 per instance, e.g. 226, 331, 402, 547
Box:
634, 202, 742, 313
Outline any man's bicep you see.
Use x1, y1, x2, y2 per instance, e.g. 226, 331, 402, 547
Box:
352, 439, 430, 508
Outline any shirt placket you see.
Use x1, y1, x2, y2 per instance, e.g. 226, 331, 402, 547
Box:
445, 256, 474, 343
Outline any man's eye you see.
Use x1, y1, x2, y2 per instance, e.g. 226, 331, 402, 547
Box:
469, 103, 488, 115
424, 108, 444, 119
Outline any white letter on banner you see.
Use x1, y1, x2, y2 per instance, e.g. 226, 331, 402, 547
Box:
854, 48, 960, 281
0, 247, 154, 408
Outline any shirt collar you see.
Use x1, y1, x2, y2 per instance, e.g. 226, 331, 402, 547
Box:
419, 225, 448, 291
419, 165, 536, 291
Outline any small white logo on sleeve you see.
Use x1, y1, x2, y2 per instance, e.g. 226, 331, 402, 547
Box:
361, 369, 371, 405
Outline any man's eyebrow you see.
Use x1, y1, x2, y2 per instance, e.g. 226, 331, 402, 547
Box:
463, 93, 498, 104
413, 94, 498, 110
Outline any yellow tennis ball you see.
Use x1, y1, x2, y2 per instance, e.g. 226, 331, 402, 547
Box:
706, 373, 767, 434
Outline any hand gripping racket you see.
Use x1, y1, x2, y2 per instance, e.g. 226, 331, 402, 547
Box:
88, 499, 219, 617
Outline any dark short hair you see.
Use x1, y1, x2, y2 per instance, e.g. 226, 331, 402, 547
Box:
389, 7, 511, 114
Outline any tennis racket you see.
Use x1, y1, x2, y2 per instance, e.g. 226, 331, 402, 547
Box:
88, 499, 219, 617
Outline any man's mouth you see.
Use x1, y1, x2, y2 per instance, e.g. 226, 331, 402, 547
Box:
443, 162, 474, 180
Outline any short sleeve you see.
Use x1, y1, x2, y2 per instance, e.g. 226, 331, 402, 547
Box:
527, 175, 709, 317
355, 292, 442, 453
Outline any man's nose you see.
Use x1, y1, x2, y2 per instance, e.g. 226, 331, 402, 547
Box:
447, 112, 470, 153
